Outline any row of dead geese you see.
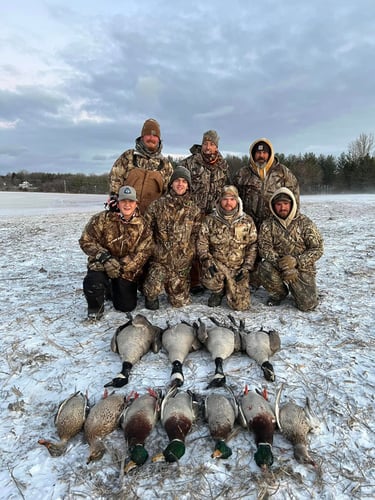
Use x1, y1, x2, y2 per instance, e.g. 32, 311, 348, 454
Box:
39, 314, 319, 471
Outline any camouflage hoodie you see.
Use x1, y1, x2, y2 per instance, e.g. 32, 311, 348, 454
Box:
258, 187, 323, 271
79, 209, 153, 281
180, 144, 231, 214
233, 138, 300, 229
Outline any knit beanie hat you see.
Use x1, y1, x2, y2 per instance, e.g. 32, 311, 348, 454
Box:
169, 165, 192, 188
252, 140, 271, 156
141, 118, 161, 138
202, 130, 220, 147
272, 192, 292, 203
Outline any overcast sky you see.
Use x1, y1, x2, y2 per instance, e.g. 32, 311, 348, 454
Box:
1, 0, 374, 175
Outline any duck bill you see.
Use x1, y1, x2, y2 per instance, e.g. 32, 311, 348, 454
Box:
152, 452, 166, 463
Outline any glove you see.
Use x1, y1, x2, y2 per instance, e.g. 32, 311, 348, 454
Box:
103, 257, 122, 279
278, 255, 297, 271
208, 264, 217, 277
105, 194, 119, 212
282, 268, 299, 284
234, 269, 247, 282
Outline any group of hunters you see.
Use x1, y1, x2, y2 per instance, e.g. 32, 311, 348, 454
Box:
79, 118, 324, 319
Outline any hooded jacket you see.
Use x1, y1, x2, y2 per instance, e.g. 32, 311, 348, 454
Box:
258, 187, 323, 271
233, 138, 300, 229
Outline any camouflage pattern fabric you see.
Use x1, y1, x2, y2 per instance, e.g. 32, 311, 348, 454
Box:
79, 210, 153, 282
180, 145, 231, 214
258, 187, 324, 311
142, 191, 201, 307
197, 203, 258, 311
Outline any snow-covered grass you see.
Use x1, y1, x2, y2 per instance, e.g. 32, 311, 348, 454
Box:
0, 192, 374, 499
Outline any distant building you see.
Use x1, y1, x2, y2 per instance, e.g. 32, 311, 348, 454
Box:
19, 181, 34, 191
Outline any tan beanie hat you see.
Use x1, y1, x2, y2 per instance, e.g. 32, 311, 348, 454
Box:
141, 118, 161, 138
221, 185, 239, 200
202, 130, 219, 147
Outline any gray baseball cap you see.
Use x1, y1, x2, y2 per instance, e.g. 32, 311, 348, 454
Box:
118, 185, 138, 201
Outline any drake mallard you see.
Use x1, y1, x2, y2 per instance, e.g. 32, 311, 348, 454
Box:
121, 388, 162, 473
84, 389, 125, 463
38, 391, 88, 457
161, 321, 200, 386
105, 314, 162, 388
152, 386, 197, 463
239, 385, 277, 470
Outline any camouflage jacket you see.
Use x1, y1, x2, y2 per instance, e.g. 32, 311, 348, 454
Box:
144, 191, 201, 273
233, 138, 299, 229
197, 202, 258, 272
79, 210, 153, 281
258, 188, 323, 271
180, 145, 231, 214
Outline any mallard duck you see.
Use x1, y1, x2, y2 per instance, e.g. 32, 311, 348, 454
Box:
121, 388, 162, 473
204, 387, 239, 459
152, 386, 196, 463
275, 384, 318, 467
196, 317, 241, 387
105, 314, 162, 388
240, 385, 276, 470
161, 321, 200, 386
229, 315, 281, 382
38, 391, 88, 457
84, 389, 125, 463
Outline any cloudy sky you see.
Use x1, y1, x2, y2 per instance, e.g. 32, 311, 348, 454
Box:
1, 0, 374, 175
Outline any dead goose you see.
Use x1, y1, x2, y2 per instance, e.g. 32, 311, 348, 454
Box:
105, 314, 162, 388
84, 389, 125, 463
161, 321, 201, 386
38, 391, 88, 457
275, 384, 318, 467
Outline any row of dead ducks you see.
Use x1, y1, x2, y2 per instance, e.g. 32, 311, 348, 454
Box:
39, 314, 319, 471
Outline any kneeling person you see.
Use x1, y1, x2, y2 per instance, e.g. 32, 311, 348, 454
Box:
79, 186, 153, 319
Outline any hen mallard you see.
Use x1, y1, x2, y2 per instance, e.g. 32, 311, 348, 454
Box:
38, 391, 88, 457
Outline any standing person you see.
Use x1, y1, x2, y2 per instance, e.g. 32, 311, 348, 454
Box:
258, 187, 323, 311
180, 130, 231, 292
197, 185, 257, 311
107, 118, 173, 214
143, 166, 201, 310
79, 186, 153, 319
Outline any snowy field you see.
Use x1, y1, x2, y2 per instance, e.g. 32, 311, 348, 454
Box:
0, 192, 374, 500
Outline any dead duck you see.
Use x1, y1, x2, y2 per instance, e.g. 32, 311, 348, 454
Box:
121, 388, 162, 473
84, 389, 125, 463
229, 315, 281, 382
196, 317, 241, 387
204, 386, 240, 459
161, 321, 201, 387
152, 386, 197, 463
38, 391, 88, 457
275, 384, 318, 467
105, 314, 162, 388
239, 385, 277, 470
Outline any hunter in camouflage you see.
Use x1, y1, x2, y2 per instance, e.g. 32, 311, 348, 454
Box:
197, 185, 258, 311
79, 186, 153, 318
258, 187, 324, 311
108, 118, 173, 214
143, 166, 201, 309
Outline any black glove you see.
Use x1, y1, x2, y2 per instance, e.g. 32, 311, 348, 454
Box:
96, 251, 112, 264
208, 264, 217, 277
105, 194, 119, 212
234, 269, 245, 282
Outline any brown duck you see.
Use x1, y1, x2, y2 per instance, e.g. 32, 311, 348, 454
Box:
84, 389, 125, 463
38, 391, 88, 457
105, 314, 162, 388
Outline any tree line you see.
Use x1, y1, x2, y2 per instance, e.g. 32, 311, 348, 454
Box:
1, 133, 374, 195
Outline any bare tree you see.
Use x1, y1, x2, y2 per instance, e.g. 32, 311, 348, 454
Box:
348, 132, 375, 159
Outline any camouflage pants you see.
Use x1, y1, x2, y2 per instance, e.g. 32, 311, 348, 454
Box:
258, 260, 318, 311
201, 264, 251, 311
143, 262, 191, 308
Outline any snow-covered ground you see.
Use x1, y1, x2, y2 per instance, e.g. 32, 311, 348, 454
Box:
0, 192, 374, 499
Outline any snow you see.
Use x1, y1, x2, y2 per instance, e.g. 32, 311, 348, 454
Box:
0, 192, 374, 500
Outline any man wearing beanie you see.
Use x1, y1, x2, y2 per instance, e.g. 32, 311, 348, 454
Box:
142, 166, 201, 309
180, 129, 231, 292
107, 118, 173, 214
197, 185, 257, 311
258, 187, 323, 311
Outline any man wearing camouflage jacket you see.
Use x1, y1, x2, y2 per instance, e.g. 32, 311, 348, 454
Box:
197, 185, 258, 311
258, 187, 324, 311
79, 186, 153, 319
143, 166, 201, 309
